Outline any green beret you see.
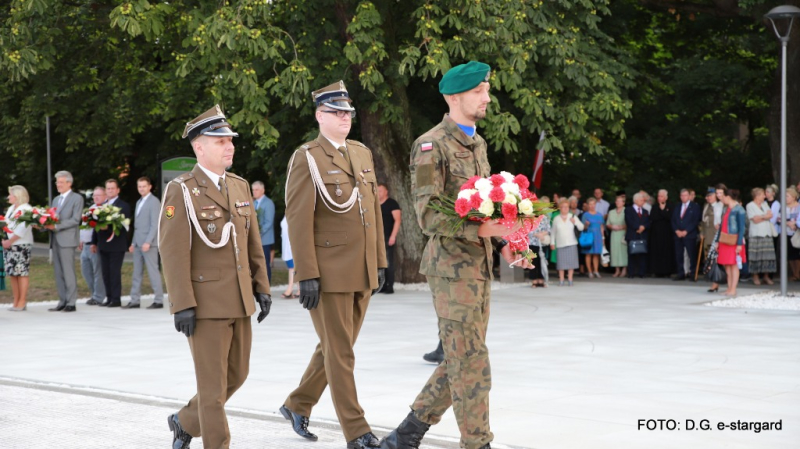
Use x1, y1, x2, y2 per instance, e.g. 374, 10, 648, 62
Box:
439, 61, 491, 95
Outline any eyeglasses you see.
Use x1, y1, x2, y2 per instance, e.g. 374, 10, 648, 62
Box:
320, 110, 356, 119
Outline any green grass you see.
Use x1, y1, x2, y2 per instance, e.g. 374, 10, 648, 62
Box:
0, 256, 289, 304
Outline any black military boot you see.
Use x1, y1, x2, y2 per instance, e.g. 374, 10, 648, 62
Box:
167, 413, 192, 449
380, 411, 431, 449
347, 431, 381, 448
478, 445, 491, 449
279, 405, 318, 441
422, 341, 444, 364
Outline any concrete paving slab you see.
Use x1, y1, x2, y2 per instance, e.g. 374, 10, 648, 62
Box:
0, 280, 797, 449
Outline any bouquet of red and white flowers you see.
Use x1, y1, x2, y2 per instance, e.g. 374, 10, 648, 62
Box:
429, 172, 552, 262
12, 206, 59, 229
0, 215, 9, 240
80, 207, 100, 230
88, 203, 130, 240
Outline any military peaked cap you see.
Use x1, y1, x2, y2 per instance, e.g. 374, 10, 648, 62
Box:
182, 105, 238, 141
312, 80, 355, 112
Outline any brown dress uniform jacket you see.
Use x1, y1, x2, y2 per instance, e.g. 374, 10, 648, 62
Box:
410, 115, 494, 280
158, 164, 270, 318
285, 134, 387, 291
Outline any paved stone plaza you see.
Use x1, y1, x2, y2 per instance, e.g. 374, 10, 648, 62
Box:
1, 279, 797, 449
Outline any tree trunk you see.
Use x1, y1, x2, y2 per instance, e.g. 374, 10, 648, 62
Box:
768, 11, 800, 187
359, 87, 428, 284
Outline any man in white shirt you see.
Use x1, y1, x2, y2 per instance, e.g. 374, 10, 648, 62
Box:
124, 177, 164, 309
82, 187, 106, 306
593, 188, 610, 218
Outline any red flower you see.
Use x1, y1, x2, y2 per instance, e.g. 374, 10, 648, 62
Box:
460, 176, 482, 191
3, 226, 11, 233
490, 174, 505, 187
47, 207, 58, 216
0, 215, 5, 221
89, 221, 97, 228
455, 198, 471, 217
520, 189, 532, 200
14, 210, 22, 218
82, 216, 88, 222
531, 193, 538, 201
469, 192, 483, 210
39, 216, 48, 225
502, 202, 518, 220
489, 187, 506, 202
513, 174, 530, 190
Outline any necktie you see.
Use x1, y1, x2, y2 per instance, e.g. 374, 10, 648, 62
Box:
681, 204, 686, 219
218, 177, 228, 204
637, 207, 642, 218
55, 195, 63, 208
338, 146, 350, 166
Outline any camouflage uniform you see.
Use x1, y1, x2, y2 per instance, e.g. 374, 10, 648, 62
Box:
409, 114, 495, 449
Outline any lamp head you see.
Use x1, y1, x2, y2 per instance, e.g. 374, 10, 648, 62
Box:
765, 5, 800, 41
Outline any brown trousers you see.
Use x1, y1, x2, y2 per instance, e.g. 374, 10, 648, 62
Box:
285, 290, 372, 441
178, 317, 252, 449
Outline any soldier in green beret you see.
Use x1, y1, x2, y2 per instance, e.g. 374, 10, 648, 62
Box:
380, 61, 532, 449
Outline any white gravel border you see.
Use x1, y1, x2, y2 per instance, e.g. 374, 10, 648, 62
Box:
705, 290, 800, 311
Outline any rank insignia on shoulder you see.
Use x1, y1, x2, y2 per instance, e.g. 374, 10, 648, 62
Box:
192, 188, 200, 196
165, 206, 175, 219
420, 142, 433, 152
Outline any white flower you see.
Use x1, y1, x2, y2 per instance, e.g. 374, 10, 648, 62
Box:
474, 178, 492, 192
500, 171, 514, 182
479, 199, 495, 216
504, 193, 518, 205
111, 213, 119, 219
478, 188, 490, 200
501, 182, 520, 195
519, 199, 534, 215
122, 219, 131, 230
458, 189, 477, 200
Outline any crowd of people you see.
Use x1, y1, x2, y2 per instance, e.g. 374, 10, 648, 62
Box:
528, 183, 797, 296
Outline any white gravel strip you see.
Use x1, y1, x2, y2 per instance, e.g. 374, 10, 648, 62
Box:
706, 290, 800, 311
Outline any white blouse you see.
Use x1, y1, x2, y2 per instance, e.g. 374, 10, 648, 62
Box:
746, 201, 774, 238
4, 203, 34, 246
550, 213, 585, 248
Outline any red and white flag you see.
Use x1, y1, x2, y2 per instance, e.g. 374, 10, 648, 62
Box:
531, 131, 546, 190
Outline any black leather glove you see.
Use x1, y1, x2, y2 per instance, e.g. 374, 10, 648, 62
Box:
299, 278, 320, 310
174, 308, 196, 337
372, 268, 386, 295
255, 292, 272, 323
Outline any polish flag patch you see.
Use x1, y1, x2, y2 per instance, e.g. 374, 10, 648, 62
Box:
420, 142, 433, 152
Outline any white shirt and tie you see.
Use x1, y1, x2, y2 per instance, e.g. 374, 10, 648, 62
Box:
198, 164, 226, 190
136, 193, 151, 217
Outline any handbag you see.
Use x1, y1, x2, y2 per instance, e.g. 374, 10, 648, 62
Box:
601, 245, 610, 267
719, 232, 738, 246
792, 232, 800, 249
705, 262, 727, 283
578, 231, 594, 248
629, 239, 648, 254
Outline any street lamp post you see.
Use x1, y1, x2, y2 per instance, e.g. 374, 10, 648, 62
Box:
765, 5, 800, 297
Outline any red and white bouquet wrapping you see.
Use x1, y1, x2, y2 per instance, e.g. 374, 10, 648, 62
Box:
12, 206, 59, 229
430, 172, 553, 262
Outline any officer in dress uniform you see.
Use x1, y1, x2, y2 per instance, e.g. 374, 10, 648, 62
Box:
280, 81, 387, 449
380, 62, 531, 449
159, 105, 272, 449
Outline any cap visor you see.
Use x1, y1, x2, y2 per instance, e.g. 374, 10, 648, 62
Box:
322, 100, 355, 112
203, 127, 238, 137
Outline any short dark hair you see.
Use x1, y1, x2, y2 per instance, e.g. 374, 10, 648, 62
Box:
378, 183, 388, 191
715, 183, 727, 191
105, 179, 120, 188
729, 189, 740, 201
137, 176, 152, 185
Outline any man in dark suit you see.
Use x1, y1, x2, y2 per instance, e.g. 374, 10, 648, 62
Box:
625, 192, 651, 278
671, 188, 702, 280
91, 178, 131, 308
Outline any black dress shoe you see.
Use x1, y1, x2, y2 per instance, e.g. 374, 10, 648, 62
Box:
348, 432, 380, 449
48, 304, 66, 312
168, 413, 192, 449
122, 303, 140, 309
279, 405, 318, 441
146, 303, 164, 309
106, 302, 121, 308
62, 306, 76, 312
673, 276, 686, 281
86, 299, 100, 306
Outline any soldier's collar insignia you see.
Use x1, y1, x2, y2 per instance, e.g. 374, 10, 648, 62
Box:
165, 206, 175, 219
192, 187, 200, 197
